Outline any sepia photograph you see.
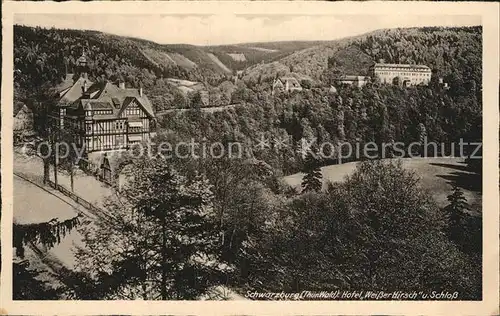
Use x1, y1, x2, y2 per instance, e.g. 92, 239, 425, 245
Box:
1, 1, 499, 315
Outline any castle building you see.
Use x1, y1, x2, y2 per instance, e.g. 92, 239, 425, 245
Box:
369, 62, 432, 86
51, 51, 156, 154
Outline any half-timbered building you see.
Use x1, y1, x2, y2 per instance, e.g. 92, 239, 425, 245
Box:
52, 52, 156, 154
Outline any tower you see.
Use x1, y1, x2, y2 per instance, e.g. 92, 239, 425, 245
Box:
76, 48, 89, 79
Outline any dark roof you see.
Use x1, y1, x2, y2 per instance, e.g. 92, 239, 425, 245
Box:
84, 80, 107, 97
59, 76, 94, 105
88, 82, 155, 118
64, 79, 155, 119
119, 95, 155, 118
372, 63, 431, 70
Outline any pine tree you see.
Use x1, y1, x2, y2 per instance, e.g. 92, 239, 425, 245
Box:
75, 158, 225, 300
13, 215, 82, 258
445, 185, 469, 243
301, 151, 322, 193
418, 123, 427, 156
12, 214, 81, 299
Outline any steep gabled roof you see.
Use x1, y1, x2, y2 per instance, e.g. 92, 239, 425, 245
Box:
89, 83, 155, 118
60, 79, 155, 119
84, 81, 107, 98
59, 76, 94, 105
119, 97, 135, 117
135, 94, 155, 118
92, 82, 123, 102
118, 95, 155, 119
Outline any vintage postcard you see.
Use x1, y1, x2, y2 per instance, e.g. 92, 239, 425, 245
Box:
1, 1, 499, 315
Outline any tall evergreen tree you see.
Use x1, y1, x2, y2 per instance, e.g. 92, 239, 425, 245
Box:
445, 185, 469, 243
75, 158, 225, 299
443, 185, 481, 258
301, 150, 322, 193
13, 214, 82, 299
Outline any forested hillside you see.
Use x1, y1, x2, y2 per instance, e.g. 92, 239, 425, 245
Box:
13, 24, 483, 300
157, 27, 481, 176
14, 26, 182, 108
246, 27, 480, 81
13, 25, 319, 109
15, 24, 482, 173
158, 82, 481, 175
14, 25, 481, 111
14, 26, 317, 114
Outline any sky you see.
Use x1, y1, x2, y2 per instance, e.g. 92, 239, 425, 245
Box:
14, 14, 481, 46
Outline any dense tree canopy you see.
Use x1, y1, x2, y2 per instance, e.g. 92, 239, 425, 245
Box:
13, 24, 483, 301
158, 78, 481, 175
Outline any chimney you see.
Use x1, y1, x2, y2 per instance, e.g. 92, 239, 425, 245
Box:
139, 87, 143, 97
82, 80, 88, 93
119, 81, 125, 89
438, 77, 444, 84
378, 58, 385, 64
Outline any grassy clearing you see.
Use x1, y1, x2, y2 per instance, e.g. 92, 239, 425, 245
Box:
283, 157, 482, 213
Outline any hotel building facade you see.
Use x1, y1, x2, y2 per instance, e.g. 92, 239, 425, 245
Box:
369, 63, 432, 86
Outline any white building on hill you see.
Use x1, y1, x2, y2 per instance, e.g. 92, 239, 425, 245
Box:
369, 62, 432, 86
